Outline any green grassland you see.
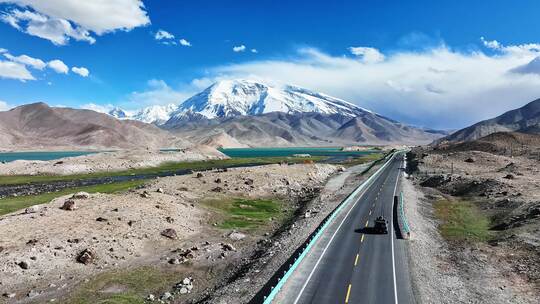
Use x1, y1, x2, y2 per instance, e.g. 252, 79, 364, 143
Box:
62, 266, 181, 304
434, 200, 492, 242
202, 198, 286, 230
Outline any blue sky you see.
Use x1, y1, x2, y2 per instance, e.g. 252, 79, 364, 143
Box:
2, 0, 540, 129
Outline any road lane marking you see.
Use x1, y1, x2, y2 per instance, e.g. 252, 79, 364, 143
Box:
354, 254, 359, 266
290, 153, 397, 304
369, 210, 372, 215
361, 234, 364, 242
391, 157, 400, 304
345, 284, 352, 303
365, 220, 369, 227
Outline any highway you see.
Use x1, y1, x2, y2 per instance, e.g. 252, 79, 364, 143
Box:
272, 153, 414, 304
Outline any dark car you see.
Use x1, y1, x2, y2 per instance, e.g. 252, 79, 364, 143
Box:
374, 216, 388, 234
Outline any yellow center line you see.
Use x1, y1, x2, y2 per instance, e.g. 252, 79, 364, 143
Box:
361, 234, 365, 242
345, 284, 352, 303
354, 254, 359, 266
365, 220, 369, 227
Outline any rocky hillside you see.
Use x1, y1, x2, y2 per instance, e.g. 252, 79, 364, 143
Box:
169, 111, 442, 147
436, 131, 540, 156
0, 103, 177, 150
438, 98, 540, 143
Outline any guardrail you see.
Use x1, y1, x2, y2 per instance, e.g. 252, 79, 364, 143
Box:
399, 191, 411, 239
257, 152, 397, 304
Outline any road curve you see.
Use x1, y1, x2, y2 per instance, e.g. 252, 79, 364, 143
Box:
272, 153, 414, 304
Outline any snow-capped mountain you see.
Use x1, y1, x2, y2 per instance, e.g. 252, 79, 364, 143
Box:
108, 107, 128, 119
107, 104, 176, 125
166, 79, 373, 124
131, 104, 176, 125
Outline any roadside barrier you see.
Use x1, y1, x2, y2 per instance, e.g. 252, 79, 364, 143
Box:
254, 152, 398, 304
399, 191, 411, 239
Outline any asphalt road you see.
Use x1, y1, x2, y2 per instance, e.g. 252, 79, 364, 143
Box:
273, 153, 414, 304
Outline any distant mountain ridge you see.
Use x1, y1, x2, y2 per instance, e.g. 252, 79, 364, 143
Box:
169, 111, 443, 147
102, 79, 444, 146
437, 98, 540, 143
0, 103, 175, 150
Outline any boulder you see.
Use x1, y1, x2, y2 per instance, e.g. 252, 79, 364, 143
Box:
24, 205, 40, 214
211, 187, 223, 192
222, 243, 236, 251
61, 199, 76, 211
71, 192, 90, 199
464, 158, 475, 163
77, 249, 95, 265
196, 172, 204, 178
161, 228, 178, 239
17, 261, 29, 270
140, 191, 151, 198
156, 188, 164, 193
228, 232, 246, 240
215, 178, 222, 183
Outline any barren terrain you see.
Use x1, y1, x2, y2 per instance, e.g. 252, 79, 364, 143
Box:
405, 147, 540, 303
0, 162, 342, 303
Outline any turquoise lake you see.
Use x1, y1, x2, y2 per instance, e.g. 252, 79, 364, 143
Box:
0, 147, 377, 163
0, 151, 97, 163
219, 147, 376, 158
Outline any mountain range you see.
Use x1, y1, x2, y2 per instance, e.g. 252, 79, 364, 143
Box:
0, 79, 449, 150
104, 79, 443, 147
436, 98, 540, 144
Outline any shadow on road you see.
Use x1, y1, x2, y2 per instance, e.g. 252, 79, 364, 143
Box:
354, 227, 386, 235
393, 195, 404, 239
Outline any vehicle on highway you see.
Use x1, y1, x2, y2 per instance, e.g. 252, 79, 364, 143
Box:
374, 216, 388, 234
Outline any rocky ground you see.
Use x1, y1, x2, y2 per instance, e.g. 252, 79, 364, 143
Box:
0, 162, 344, 303
0, 146, 226, 176
405, 148, 540, 303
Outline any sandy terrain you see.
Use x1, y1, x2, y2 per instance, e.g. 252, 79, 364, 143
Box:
0, 163, 337, 303
0, 146, 226, 176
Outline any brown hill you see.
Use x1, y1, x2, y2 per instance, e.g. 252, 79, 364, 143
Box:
0, 103, 177, 150
436, 131, 540, 156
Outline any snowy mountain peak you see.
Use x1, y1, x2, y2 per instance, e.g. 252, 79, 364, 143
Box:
167, 79, 371, 124
106, 104, 176, 125
108, 107, 128, 119
131, 104, 176, 125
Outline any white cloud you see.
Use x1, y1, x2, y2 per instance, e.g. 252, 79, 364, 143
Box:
81, 102, 114, 113
480, 37, 501, 50
0, 99, 11, 111
233, 45, 246, 52
126, 79, 194, 107
0, 59, 34, 80
348, 46, 385, 63
71, 66, 89, 77
47, 59, 68, 74
179, 38, 191, 47
155, 29, 174, 40
0, 0, 150, 45
251, 48, 258, 53
3, 52, 46, 69
207, 42, 540, 129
